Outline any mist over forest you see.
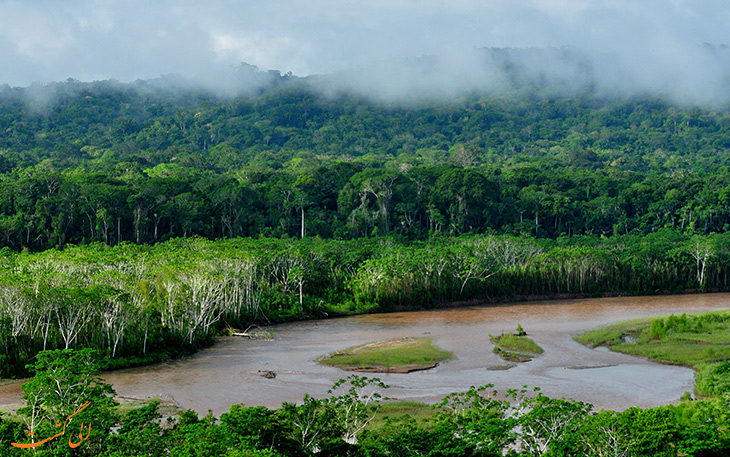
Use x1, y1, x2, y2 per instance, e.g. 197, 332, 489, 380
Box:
4, 43, 730, 108
5, 3, 730, 456
0, 52, 729, 252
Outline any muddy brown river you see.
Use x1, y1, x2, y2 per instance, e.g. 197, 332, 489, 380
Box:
2, 293, 729, 415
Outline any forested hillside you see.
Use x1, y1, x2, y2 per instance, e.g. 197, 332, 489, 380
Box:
3, 66, 730, 457
1, 77, 730, 250
2, 74, 730, 377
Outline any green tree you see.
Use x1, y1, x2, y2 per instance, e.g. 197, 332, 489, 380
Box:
327, 375, 389, 445
515, 392, 591, 456
102, 400, 166, 457
432, 384, 515, 456
280, 395, 340, 455
17, 348, 118, 455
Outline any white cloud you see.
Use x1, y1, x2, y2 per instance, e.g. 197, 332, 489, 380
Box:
0, 0, 727, 103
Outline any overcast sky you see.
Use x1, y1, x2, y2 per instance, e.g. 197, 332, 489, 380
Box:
0, 1, 728, 101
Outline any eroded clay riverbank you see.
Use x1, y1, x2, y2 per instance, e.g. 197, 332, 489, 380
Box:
1, 293, 728, 415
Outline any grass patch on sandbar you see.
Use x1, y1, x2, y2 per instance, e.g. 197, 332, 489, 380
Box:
490, 333, 543, 362
318, 337, 455, 373
574, 310, 730, 397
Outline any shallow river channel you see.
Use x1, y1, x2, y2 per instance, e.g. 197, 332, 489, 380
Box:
2, 293, 730, 415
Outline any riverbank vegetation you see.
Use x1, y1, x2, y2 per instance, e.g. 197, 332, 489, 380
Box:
318, 337, 454, 373
1, 231, 729, 378
2, 78, 730, 376
2, 73, 730, 454
3, 349, 730, 456
575, 310, 730, 397
490, 332, 544, 362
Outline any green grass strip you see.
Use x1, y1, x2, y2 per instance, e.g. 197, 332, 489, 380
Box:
490, 333, 543, 362
574, 310, 730, 397
319, 337, 455, 373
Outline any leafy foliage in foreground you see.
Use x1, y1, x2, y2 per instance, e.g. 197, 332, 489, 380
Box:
4, 354, 730, 456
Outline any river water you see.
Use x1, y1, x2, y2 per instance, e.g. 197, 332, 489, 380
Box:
2, 293, 729, 415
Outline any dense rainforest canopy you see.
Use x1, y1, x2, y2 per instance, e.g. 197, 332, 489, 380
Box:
1, 71, 730, 380
3, 63, 730, 456
0, 76, 729, 250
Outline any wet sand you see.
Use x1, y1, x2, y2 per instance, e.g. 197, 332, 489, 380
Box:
1, 293, 728, 415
